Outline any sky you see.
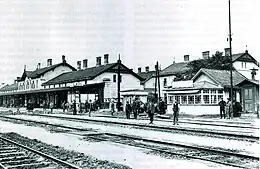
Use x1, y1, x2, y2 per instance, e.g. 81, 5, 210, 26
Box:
0, 0, 259, 84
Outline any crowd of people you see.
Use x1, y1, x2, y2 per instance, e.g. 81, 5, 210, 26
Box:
122, 97, 168, 124
218, 98, 243, 119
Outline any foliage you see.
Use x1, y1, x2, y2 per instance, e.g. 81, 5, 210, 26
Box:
174, 51, 232, 81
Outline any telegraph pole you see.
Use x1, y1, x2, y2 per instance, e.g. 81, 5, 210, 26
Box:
117, 54, 121, 111
157, 61, 161, 101
228, 0, 233, 114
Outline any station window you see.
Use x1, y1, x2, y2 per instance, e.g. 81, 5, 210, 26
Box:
113, 75, 116, 82
188, 95, 194, 104
203, 95, 210, 104
195, 95, 201, 104
175, 96, 180, 104
163, 78, 167, 87
181, 95, 187, 104
168, 96, 174, 104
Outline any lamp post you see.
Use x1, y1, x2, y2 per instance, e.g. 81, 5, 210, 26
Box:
117, 54, 121, 111
228, 0, 233, 115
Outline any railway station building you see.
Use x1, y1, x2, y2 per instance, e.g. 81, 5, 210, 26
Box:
164, 49, 259, 115
0, 54, 144, 109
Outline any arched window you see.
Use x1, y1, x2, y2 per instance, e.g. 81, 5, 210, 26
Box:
26, 81, 30, 89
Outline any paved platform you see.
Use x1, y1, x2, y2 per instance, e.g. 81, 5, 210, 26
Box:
5, 114, 259, 157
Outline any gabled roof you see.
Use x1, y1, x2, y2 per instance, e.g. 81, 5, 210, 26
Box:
19, 62, 76, 81
192, 68, 247, 88
232, 50, 259, 66
138, 71, 156, 83
43, 62, 144, 86
0, 83, 18, 92
139, 62, 190, 84
160, 62, 190, 76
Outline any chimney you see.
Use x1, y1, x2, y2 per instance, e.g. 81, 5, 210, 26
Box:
202, 51, 210, 59
77, 61, 81, 70
145, 66, 149, 72
37, 63, 41, 69
224, 48, 230, 56
83, 59, 88, 69
24, 65, 26, 71
104, 54, 109, 64
184, 55, 189, 61
47, 59, 52, 66
138, 67, 142, 73
62, 55, 66, 64
96, 57, 101, 66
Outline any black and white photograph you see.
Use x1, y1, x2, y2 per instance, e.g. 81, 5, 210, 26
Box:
0, 0, 259, 168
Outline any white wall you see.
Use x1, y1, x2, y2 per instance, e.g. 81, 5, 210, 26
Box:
233, 61, 259, 80
167, 104, 219, 115
144, 75, 175, 96
89, 72, 143, 99
194, 74, 215, 84
18, 65, 73, 91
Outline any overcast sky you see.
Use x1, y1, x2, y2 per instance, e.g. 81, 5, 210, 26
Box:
0, 0, 259, 84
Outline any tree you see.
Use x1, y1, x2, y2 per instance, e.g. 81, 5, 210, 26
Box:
176, 51, 232, 81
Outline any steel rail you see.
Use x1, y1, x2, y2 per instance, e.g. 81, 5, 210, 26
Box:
0, 115, 258, 161
0, 135, 82, 169
31, 114, 259, 140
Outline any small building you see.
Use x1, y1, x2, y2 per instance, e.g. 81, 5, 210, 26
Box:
164, 68, 249, 115
0, 55, 76, 108
41, 55, 144, 108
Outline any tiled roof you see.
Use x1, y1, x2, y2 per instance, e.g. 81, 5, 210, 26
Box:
43, 63, 117, 85
193, 68, 247, 87
20, 62, 76, 81
164, 81, 222, 91
138, 71, 156, 82
160, 62, 190, 76
232, 53, 244, 61
0, 83, 18, 92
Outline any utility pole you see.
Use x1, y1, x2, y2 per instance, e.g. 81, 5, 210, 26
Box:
157, 61, 161, 101
154, 64, 157, 100
117, 54, 121, 111
228, 0, 233, 115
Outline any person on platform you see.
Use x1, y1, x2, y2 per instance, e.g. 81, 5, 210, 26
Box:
49, 101, 54, 114
84, 100, 89, 113
159, 98, 166, 114
218, 98, 226, 119
73, 100, 76, 115
132, 98, 140, 119
62, 101, 66, 113
125, 101, 132, 119
172, 100, 179, 125
146, 100, 155, 124
226, 98, 232, 119
88, 99, 92, 117
110, 100, 115, 116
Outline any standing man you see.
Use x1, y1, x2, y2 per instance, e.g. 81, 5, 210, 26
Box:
218, 98, 226, 119
62, 101, 66, 113
73, 100, 77, 115
125, 101, 132, 119
88, 99, 92, 117
146, 100, 155, 124
111, 100, 115, 116
226, 98, 231, 119
84, 100, 89, 114
172, 100, 179, 125
132, 98, 138, 119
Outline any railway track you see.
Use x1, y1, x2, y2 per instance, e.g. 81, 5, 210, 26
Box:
0, 115, 258, 169
96, 114, 258, 129
81, 132, 258, 169
24, 114, 259, 141
0, 135, 81, 169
